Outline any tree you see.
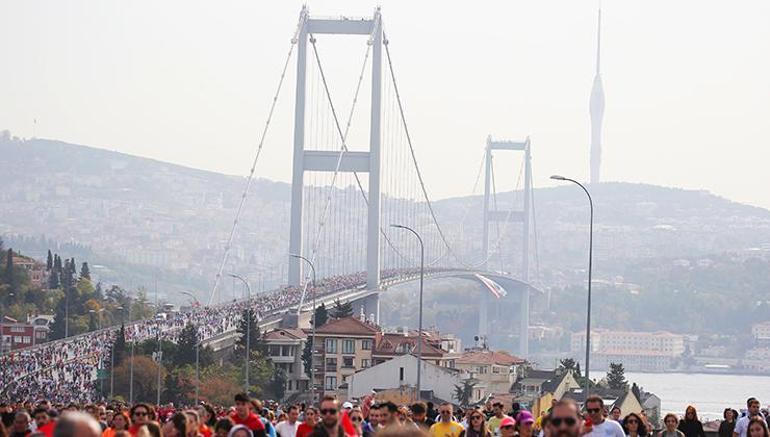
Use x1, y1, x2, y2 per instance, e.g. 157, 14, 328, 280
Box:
113, 324, 127, 366
4, 249, 16, 294
332, 299, 353, 319
235, 308, 265, 358
313, 303, 329, 327
267, 368, 288, 401
576, 362, 582, 379
46, 250, 53, 271
80, 262, 91, 280
112, 355, 166, 403
174, 323, 213, 368
302, 338, 313, 377
558, 358, 578, 375
453, 380, 476, 406
607, 362, 627, 390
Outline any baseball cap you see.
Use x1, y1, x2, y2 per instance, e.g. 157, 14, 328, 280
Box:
342, 402, 354, 410
500, 417, 516, 428
517, 411, 535, 425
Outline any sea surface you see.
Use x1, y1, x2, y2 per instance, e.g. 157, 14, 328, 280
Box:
625, 372, 770, 421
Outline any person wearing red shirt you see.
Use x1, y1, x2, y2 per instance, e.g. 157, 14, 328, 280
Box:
229, 393, 266, 437
297, 407, 318, 437
33, 408, 56, 437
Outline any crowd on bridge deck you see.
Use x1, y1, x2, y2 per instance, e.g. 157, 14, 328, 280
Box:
0, 268, 446, 404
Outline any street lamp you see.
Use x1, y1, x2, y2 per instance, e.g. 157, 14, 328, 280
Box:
289, 254, 317, 403
178, 291, 202, 403
228, 273, 252, 394
89, 308, 107, 398
390, 224, 424, 402
550, 175, 594, 397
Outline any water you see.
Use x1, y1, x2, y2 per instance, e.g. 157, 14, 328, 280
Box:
626, 372, 770, 421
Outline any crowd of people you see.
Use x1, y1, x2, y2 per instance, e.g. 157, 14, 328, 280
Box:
0, 268, 446, 403
0, 393, 769, 437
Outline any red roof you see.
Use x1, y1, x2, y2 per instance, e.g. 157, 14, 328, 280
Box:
314, 317, 380, 336
373, 332, 445, 357
264, 328, 307, 341
456, 350, 525, 366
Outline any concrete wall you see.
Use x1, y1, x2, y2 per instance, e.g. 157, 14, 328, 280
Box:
347, 354, 465, 402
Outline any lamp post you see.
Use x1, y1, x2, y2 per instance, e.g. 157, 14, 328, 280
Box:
228, 274, 252, 393
89, 308, 106, 398
289, 254, 317, 403
550, 175, 594, 397
390, 224, 424, 401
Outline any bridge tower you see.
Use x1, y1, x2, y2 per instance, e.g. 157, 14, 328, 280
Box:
480, 136, 532, 356
287, 7, 383, 295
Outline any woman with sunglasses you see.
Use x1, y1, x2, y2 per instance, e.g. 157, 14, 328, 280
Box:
621, 413, 647, 437
677, 407, 705, 437
459, 410, 489, 437
659, 414, 685, 437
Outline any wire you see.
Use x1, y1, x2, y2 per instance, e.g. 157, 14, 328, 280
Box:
208, 15, 305, 305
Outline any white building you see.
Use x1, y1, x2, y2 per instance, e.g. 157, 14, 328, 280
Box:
752, 322, 770, 341
347, 354, 470, 404
571, 329, 685, 372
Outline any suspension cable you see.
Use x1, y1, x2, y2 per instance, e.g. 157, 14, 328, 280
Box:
208, 16, 304, 305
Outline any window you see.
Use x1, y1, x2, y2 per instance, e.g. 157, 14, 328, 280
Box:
288, 380, 293, 390
343, 357, 354, 368
325, 376, 337, 390
325, 358, 337, 372
325, 338, 337, 354
399, 367, 405, 381
362, 339, 373, 350
361, 359, 370, 368
342, 339, 355, 354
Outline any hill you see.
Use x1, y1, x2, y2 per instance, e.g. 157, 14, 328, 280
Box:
2, 132, 770, 303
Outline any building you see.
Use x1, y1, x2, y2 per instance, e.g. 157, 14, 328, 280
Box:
1, 316, 49, 353
263, 328, 310, 397
11, 254, 48, 288
511, 369, 581, 417
563, 387, 644, 416
571, 330, 685, 372
347, 354, 469, 404
373, 330, 447, 367
752, 321, 770, 341
454, 349, 526, 395
312, 317, 380, 397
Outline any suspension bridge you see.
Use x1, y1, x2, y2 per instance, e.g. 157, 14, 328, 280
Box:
0, 7, 544, 402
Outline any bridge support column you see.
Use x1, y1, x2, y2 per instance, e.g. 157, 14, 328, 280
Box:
365, 293, 380, 325
286, 8, 383, 289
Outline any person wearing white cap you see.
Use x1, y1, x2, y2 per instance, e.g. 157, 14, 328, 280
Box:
342, 402, 354, 412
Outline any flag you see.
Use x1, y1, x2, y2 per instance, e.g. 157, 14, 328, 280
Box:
474, 273, 508, 299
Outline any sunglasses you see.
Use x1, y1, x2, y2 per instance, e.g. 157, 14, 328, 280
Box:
351, 417, 362, 422
320, 409, 337, 415
441, 411, 451, 415
133, 412, 148, 417
501, 426, 515, 430
627, 420, 639, 425
551, 417, 577, 427
586, 408, 601, 414
472, 416, 483, 420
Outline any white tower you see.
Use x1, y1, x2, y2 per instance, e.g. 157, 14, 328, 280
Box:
589, 7, 605, 185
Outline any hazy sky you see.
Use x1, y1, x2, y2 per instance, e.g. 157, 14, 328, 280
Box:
1, 1, 769, 208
